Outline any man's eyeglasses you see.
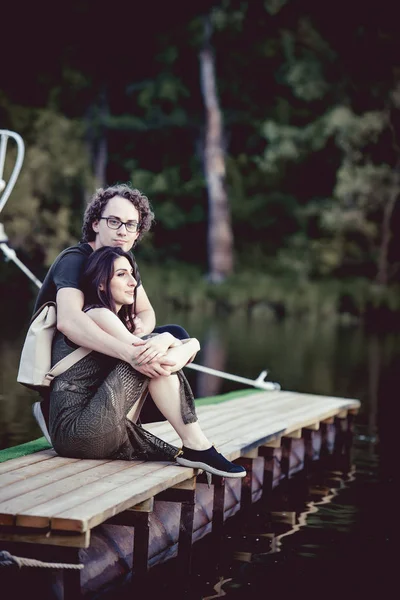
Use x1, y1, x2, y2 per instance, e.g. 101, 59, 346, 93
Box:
99, 217, 140, 233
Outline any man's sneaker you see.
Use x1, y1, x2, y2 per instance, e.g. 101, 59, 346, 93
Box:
175, 446, 246, 478
32, 402, 52, 445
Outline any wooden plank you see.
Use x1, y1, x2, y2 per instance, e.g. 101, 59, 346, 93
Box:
147, 400, 291, 452
211, 411, 288, 449
144, 392, 359, 451
322, 417, 335, 424
242, 449, 259, 458
50, 464, 195, 532
216, 424, 288, 460
13, 461, 164, 528
0, 388, 360, 537
263, 438, 282, 448
130, 498, 154, 512
203, 395, 358, 441
106, 498, 155, 526
172, 476, 197, 491
198, 401, 291, 443
284, 429, 302, 439
0, 449, 57, 475
0, 460, 137, 522
145, 391, 293, 439
0, 457, 109, 500
0, 529, 90, 548
304, 422, 320, 431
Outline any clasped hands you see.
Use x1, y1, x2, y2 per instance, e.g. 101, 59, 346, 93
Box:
131, 332, 182, 377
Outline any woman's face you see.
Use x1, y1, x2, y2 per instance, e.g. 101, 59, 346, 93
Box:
109, 256, 137, 311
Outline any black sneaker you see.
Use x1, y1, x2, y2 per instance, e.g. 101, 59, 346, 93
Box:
176, 446, 246, 478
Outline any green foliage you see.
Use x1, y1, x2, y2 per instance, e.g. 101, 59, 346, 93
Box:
1, 0, 400, 300
1, 106, 93, 266
264, 0, 289, 16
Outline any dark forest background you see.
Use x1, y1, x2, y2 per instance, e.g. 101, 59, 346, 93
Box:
1, 0, 399, 322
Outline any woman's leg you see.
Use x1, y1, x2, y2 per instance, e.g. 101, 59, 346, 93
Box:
139, 327, 193, 424
148, 374, 210, 450
148, 372, 246, 478
126, 389, 148, 423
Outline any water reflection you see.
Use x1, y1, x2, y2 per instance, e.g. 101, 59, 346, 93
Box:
196, 327, 228, 398
125, 424, 391, 600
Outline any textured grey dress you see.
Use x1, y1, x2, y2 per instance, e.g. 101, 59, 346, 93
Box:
49, 331, 197, 461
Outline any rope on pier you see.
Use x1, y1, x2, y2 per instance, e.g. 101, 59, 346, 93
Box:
0, 550, 84, 570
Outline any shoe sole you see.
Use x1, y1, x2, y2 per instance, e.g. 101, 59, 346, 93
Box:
32, 402, 52, 445
176, 457, 246, 478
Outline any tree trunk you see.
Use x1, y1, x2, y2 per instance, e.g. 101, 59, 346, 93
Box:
375, 162, 400, 286
85, 86, 109, 192
199, 16, 233, 283
93, 87, 108, 188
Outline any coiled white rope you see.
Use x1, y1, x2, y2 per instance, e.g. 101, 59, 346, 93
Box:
0, 550, 84, 570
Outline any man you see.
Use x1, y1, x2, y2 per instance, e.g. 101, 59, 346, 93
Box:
33, 183, 188, 443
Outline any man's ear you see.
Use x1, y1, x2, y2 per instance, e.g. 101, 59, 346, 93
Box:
99, 283, 104, 291
92, 220, 99, 233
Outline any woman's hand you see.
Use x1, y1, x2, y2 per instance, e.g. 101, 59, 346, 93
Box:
132, 332, 177, 365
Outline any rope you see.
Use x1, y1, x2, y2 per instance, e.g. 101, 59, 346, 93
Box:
0, 550, 84, 570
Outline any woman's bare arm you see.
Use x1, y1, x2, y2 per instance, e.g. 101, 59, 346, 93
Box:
85, 307, 175, 368
161, 338, 200, 372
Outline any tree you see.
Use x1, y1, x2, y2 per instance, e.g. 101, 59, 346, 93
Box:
200, 14, 233, 282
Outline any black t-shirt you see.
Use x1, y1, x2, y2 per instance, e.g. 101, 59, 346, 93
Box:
33, 243, 141, 312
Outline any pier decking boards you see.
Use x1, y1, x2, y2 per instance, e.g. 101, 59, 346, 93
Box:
0, 389, 360, 598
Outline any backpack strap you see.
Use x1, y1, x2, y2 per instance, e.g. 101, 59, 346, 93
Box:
44, 346, 92, 385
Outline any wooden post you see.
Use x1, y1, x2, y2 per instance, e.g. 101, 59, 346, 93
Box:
258, 444, 280, 503
177, 495, 196, 575
212, 475, 226, 540
236, 456, 254, 513
106, 499, 154, 585
156, 478, 197, 579
281, 436, 292, 479
303, 429, 318, 474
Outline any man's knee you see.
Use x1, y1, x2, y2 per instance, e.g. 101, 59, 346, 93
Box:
153, 324, 190, 340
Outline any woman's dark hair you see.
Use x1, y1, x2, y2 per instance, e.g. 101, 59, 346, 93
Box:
81, 246, 138, 332
82, 183, 154, 244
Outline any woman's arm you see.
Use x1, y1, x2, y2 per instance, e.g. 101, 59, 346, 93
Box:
86, 307, 173, 367
161, 338, 201, 372
57, 288, 141, 361
85, 307, 143, 344
133, 285, 156, 335
57, 290, 175, 376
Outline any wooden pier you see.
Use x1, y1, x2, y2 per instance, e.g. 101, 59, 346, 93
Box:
0, 389, 360, 598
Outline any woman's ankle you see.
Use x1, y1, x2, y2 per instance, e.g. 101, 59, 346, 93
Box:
181, 440, 211, 451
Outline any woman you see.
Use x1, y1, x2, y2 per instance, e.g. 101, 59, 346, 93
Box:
49, 246, 245, 478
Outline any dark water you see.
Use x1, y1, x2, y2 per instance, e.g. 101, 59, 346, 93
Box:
0, 299, 398, 599
141, 427, 395, 600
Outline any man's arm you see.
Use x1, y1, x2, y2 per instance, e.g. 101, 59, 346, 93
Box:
56, 288, 175, 376
133, 285, 156, 335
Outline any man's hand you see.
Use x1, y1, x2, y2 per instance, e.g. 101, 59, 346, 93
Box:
132, 333, 177, 364
133, 316, 145, 336
132, 356, 176, 378
131, 338, 176, 377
